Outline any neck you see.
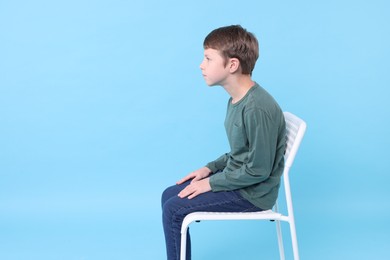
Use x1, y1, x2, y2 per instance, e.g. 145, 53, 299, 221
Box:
222, 75, 255, 104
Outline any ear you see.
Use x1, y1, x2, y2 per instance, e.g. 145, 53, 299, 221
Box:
228, 58, 240, 73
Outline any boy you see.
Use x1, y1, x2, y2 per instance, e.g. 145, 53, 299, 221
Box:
161, 25, 286, 260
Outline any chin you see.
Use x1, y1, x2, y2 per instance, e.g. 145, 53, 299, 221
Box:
205, 80, 217, 86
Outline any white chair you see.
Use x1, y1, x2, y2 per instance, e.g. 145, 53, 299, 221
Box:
180, 111, 307, 260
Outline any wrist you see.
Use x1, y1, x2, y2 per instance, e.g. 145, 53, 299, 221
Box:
204, 166, 212, 173
202, 167, 212, 177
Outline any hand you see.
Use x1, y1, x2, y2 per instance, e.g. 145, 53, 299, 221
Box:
178, 178, 211, 199
176, 167, 212, 185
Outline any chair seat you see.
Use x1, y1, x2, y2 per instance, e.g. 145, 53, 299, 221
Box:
181, 210, 284, 233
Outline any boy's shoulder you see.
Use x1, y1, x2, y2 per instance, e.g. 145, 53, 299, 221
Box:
245, 83, 283, 118
248, 83, 278, 106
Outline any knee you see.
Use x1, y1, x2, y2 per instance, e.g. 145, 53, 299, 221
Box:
162, 197, 178, 225
161, 186, 174, 208
161, 182, 186, 207
162, 197, 185, 225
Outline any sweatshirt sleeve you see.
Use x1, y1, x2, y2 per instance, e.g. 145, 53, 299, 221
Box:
205, 153, 229, 173
209, 108, 278, 191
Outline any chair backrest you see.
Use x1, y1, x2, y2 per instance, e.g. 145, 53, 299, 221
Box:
283, 112, 307, 169
280, 112, 306, 224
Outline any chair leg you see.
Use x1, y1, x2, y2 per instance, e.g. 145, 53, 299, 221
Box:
289, 219, 299, 260
274, 203, 285, 260
275, 219, 285, 260
180, 224, 188, 260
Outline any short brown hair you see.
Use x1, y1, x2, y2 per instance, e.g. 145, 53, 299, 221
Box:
203, 25, 259, 75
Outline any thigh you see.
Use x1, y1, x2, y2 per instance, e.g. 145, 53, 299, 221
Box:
163, 188, 259, 217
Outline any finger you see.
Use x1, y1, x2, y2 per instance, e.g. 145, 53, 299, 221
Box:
179, 189, 194, 199
188, 190, 199, 199
178, 186, 192, 198
190, 176, 201, 183
176, 174, 193, 185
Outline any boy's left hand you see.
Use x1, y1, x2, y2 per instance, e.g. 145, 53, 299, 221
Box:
178, 178, 211, 199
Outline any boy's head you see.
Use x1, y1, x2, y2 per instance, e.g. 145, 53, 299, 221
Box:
203, 25, 259, 75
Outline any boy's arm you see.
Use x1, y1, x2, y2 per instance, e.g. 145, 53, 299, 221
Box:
209, 109, 281, 191
176, 153, 229, 186
205, 153, 229, 173
176, 166, 212, 185
175, 154, 228, 200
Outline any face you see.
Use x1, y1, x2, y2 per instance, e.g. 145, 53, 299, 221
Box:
200, 48, 230, 86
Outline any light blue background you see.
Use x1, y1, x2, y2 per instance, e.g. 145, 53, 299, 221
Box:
1, 0, 389, 259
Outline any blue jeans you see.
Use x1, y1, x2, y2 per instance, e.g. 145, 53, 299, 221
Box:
161, 179, 263, 260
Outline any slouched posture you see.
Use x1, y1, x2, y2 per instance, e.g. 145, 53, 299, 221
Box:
161, 25, 286, 260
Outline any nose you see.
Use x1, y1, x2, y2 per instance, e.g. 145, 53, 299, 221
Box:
199, 60, 205, 70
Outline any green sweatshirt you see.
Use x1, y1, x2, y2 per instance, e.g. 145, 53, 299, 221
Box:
207, 83, 286, 210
